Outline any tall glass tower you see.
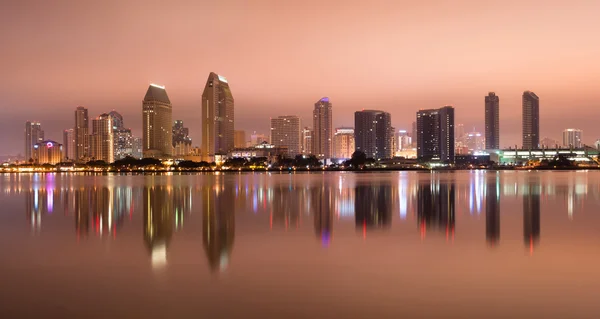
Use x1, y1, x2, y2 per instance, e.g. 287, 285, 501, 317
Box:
142, 84, 173, 158
201, 72, 234, 162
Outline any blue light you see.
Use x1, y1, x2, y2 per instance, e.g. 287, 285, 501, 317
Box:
319, 97, 329, 103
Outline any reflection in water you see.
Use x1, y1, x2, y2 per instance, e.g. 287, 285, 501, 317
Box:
417, 180, 456, 239
486, 176, 500, 246
524, 177, 541, 253
144, 186, 174, 268
355, 184, 392, 234
313, 185, 334, 246
202, 182, 235, 273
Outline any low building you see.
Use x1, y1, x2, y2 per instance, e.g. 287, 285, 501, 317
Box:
33, 140, 63, 165
490, 147, 600, 165
228, 142, 288, 163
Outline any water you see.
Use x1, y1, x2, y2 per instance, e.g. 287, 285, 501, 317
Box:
1, 171, 600, 318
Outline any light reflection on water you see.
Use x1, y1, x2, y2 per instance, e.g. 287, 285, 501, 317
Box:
2, 171, 600, 318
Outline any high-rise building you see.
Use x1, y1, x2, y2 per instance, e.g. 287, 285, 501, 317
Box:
485, 92, 500, 149
108, 111, 124, 130
33, 140, 63, 165
395, 130, 412, 152
411, 121, 417, 148
416, 106, 455, 162
113, 129, 133, 160
466, 131, 485, 153
522, 91, 540, 149
562, 129, 582, 148
595, 139, 600, 150
62, 129, 75, 161
302, 127, 313, 155
333, 127, 355, 159
354, 110, 393, 160
143, 84, 173, 158
90, 113, 114, 163
234, 130, 246, 148
201, 72, 234, 162
25, 121, 44, 161
74, 106, 89, 162
312, 97, 333, 159
173, 120, 192, 156
132, 137, 143, 159
270, 115, 301, 156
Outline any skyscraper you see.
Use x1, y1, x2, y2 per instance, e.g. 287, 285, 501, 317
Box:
25, 121, 44, 161
113, 129, 133, 160
354, 110, 393, 160
312, 97, 333, 159
33, 140, 63, 165
234, 130, 246, 148
132, 137, 143, 159
562, 129, 582, 148
108, 111, 124, 130
62, 129, 75, 161
201, 72, 234, 162
90, 113, 114, 163
270, 115, 301, 156
143, 84, 173, 158
74, 106, 89, 162
302, 127, 313, 155
522, 91, 540, 149
395, 130, 412, 152
485, 92, 500, 149
411, 121, 417, 148
416, 106, 455, 162
172, 120, 192, 156
333, 127, 355, 159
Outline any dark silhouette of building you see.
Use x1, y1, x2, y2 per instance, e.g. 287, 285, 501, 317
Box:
522, 91, 540, 149
313, 97, 333, 159
486, 179, 500, 246
416, 106, 455, 162
485, 92, 500, 149
202, 184, 235, 272
354, 110, 393, 160
523, 182, 541, 252
355, 184, 392, 232
417, 182, 455, 237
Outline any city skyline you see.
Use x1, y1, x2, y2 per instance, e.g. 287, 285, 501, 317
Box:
2, 1, 600, 154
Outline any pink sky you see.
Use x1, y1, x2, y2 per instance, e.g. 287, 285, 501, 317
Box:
2, 0, 600, 154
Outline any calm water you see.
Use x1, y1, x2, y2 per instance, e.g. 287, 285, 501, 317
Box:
1, 171, 600, 318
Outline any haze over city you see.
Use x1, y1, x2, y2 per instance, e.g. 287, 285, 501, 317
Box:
2, 0, 600, 155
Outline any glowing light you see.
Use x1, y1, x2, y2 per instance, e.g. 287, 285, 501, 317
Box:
150, 83, 165, 89
217, 75, 228, 83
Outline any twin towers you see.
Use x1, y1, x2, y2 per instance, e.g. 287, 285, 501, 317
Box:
142, 72, 234, 161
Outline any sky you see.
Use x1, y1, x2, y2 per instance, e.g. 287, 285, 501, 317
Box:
1, 0, 600, 155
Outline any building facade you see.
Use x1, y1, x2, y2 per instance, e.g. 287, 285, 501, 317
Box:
62, 129, 75, 161
173, 120, 192, 156
234, 130, 246, 148
522, 91, 540, 149
33, 140, 63, 165
302, 127, 313, 155
355, 110, 393, 160
114, 128, 133, 160
562, 129, 582, 148
312, 97, 333, 159
90, 113, 114, 163
485, 92, 500, 149
143, 84, 173, 158
25, 121, 44, 161
132, 137, 143, 159
270, 115, 301, 156
395, 130, 412, 153
333, 127, 355, 159
74, 106, 89, 162
201, 72, 234, 162
416, 106, 455, 162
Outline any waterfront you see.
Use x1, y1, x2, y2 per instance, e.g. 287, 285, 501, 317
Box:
1, 171, 600, 318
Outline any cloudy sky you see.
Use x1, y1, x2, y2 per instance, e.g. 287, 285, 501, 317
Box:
2, 0, 600, 154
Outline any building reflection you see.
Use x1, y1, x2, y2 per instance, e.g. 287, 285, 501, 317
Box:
486, 177, 500, 246
417, 181, 455, 239
74, 188, 90, 237
312, 185, 334, 246
523, 180, 541, 253
355, 183, 392, 234
202, 183, 235, 273
143, 186, 174, 269
271, 184, 302, 230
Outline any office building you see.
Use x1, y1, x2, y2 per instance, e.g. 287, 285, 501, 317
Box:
74, 106, 89, 161
354, 110, 392, 160
541, 137, 560, 149
201, 72, 234, 162
62, 129, 75, 161
395, 130, 412, 152
485, 92, 500, 149
132, 137, 143, 159
333, 127, 355, 159
313, 97, 333, 159
249, 132, 268, 146
234, 130, 246, 148
25, 121, 44, 161
90, 113, 114, 163
108, 111, 124, 130
416, 106, 455, 162
522, 91, 540, 149
113, 128, 133, 160
466, 131, 485, 153
142, 84, 172, 158
173, 120, 192, 156
411, 121, 417, 148
33, 140, 63, 165
302, 127, 313, 155
270, 115, 301, 156
562, 129, 582, 148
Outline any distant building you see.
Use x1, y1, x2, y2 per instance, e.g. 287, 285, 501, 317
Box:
62, 129, 75, 161
74, 106, 89, 161
485, 92, 500, 149
333, 127, 355, 160
173, 120, 192, 156
132, 137, 143, 159
25, 121, 44, 161
249, 132, 268, 147
270, 115, 301, 156
201, 72, 234, 162
595, 139, 600, 150
313, 97, 333, 159
522, 91, 540, 149
228, 142, 288, 163
562, 129, 582, 148
113, 129, 133, 160
302, 127, 313, 155
234, 130, 246, 148
354, 110, 392, 160
108, 111, 124, 130
411, 121, 417, 148
90, 113, 114, 163
33, 140, 63, 165
416, 106, 455, 162
540, 137, 560, 149
395, 130, 412, 153
466, 131, 485, 153
143, 84, 173, 158
490, 147, 599, 165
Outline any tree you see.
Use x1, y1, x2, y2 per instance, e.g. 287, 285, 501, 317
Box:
349, 151, 367, 168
